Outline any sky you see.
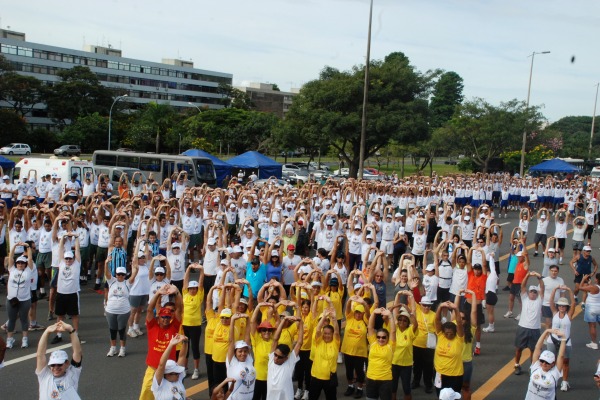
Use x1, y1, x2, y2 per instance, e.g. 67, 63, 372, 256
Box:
2, 0, 599, 122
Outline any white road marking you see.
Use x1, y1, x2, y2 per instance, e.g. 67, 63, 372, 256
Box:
4, 341, 86, 366
498, 222, 511, 226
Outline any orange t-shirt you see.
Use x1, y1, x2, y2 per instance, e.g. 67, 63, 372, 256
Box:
145, 317, 182, 369
467, 271, 486, 301
513, 261, 527, 284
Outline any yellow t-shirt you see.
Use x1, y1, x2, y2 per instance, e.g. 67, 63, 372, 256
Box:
251, 331, 273, 381
326, 288, 345, 320
212, 322, 238, 363
278, 323, 298, 350
182, 288, 204, 326
413, 307, 436, 349
310, 336, 340, 380
234, 317, 247, 341
462, 326, 477, 362
299, 313, 314, 351
340, 317, 368, 357
366, 334, 395, 380
393, 327, 416, 366
204, 308, 218, 355
434, 331, 464, 376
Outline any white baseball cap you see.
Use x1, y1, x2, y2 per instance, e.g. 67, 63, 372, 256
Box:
425, 264, 435, 272
187, 280, 199, 288
116, 267, 127, 275
207, 237, 217, 246
439, 388, 461, 400
583, 245, 592, 252
164, 359, 185, 375
48, 350, 69, 366
63, 251, 74, 259
235, 340, 250, 349
154, 267, 166, 274
539, 350, 555, 364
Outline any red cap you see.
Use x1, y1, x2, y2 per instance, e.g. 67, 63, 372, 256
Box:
158, 307, 173, 317
287, 244, 296, 250
297, 220, 304, 225
257, 321, 275, 330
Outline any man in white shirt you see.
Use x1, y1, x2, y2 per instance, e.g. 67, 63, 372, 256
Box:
541, 265, 564, 327
0, 175, 16, 208
267, 317, 304, 400
513, 271, 544, 376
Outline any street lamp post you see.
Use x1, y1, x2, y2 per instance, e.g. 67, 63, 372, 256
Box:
519, 51, 550, 177
358, 0, 374, 180
187, 102, 201, 112
108, 95, 128, 151
588, 83, 599, 161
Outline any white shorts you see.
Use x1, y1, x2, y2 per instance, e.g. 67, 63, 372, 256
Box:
380, 239, 394, 255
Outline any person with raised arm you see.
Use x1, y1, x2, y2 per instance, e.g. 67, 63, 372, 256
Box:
151, 334, 189, 400
268, 311, 304, 400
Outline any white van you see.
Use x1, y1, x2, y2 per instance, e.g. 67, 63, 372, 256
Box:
591, 167, 600, 178
14, 156, 94, 185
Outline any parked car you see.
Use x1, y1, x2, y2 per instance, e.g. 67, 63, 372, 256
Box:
282, 164, 301, 173
0, 143, 31, 155
444, 159, 457, 165
364, 167, 385, 175
54, 145, 81, 157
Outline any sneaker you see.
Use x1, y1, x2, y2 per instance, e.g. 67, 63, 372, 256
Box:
343, 386, 355, 396
107, 346, 118, 357
353, 388, 363, 398
482, 300, 486, 309
133, 328, 144, 336
482, 326, 495, 333
80, 276, 87, 286
0, 323, 6, 332
559, 257, 563, 265
474, 347, 481, 356
503, 311, 514, 318
127, 329, 138, 338
21, 337, 29, 348
337, 352, 343, 364
586, 341, 599, 349
118, 347, 126, 357
191, 368, 199, 380
514, 364, 522, 375
50, 335, 62, 344
47, 311, 54, 321
38, 291, 46, 299
6, 337, 15, 349
301, 390, 309, 400
581, 302, 586, 311
515, 314, 521, 321
504, 213, 507, 218
560, 381, 569, 392
534, 251, 538, 257
295, 388, 304, 399
28, 323, 45, 331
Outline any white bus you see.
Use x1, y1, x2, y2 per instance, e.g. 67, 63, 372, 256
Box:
92, 151, 216, 187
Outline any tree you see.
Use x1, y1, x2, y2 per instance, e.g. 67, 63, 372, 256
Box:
545, 116, 598, 158
217, 84, 255, 110
60, 113, 108, 152
445, 98, 545, 172
125, 102, 180, 154
44, 66, 116, 127
0, 72, 45, 117
501, 145, 554, 173
0, 109, 27, 144
280, 52, 432, 177
428, 71, 464, 129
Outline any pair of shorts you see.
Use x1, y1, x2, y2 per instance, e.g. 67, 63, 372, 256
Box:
189, 233, 201, 248
55, 292, 80, 316
485, 291, 498, 306
574, 274, 584, 284
557, 238, 566, 250
50, 267, 59, 288
510, 283, 522, 296
380, 240, 394, 255
129, 294, 148, 308
541, 306, 553, 319
79, 246, 90, 264
514, 326, 540, 350
533, 234, 547, 245
464, 301, 485, 325
30, 290, 38, 304
507, 273, 514, 283
572, 241, 584, 251
584, 305, 600, 323
96, 246, 109, 263
36, 252, 52, 270
546, 342, 572, 359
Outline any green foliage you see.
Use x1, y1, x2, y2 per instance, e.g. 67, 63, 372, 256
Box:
190, 137, 215, 153
457, 158, 475, 172
60, 113, 108, 152
125, 102, 180, 153
217, 84, 255, 110
0, 109, 28, 144
26, 128, 59, 153
546, 116, 599, 158
429, 71, 464, 129
279, 52, 431, 177
44, 66, 117, 127
0, 72, 45, 117
501, 145, 554, 172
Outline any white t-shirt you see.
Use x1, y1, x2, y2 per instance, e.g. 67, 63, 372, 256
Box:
449, 267, 468, 296
519, 292, 543, 329
149, 278, 171, 306
151, 375, 185, 400
203, 248, 219, 276
266, 351, 299, 400
525, 361, 561, 400
105, 277, 131, 314
422, 274, 439, 301
226, 354, 256, 400
167, 251, 186, 282
37, 364, 82, 400
130, 264, 151, 296
57, 260, 81, 294
38, 229, 53, 253
541, 276, 564, 307
281, 255, 301, 286
7, 266, 33, 301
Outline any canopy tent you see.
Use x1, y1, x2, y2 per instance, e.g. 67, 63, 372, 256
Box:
528, 158, 581, 174
181, 149, 232, 187
0, 155, 15, 176
226, 151, 282, 179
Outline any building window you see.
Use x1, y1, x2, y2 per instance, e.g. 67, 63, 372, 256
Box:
17, 47, 33, 57
108, 61, 118, 69
1, 44, 17, 55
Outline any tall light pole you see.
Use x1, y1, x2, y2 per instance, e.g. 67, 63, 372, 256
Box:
108, 94, 127, 150
589, 83, 599, 161
187, 102, 201, 112
519, 51, 550, 177
358, 0, 373, 180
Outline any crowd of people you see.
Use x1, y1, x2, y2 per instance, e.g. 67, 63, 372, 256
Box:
1, 167, 600, 399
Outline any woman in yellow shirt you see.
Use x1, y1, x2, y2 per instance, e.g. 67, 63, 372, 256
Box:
309, 309, 340, 400
392, 291, 418, 400
340, 295, 369, 398
433, 300, 465, 396
293, 286, 315, 400
412, 296, 436, 393
182, 264, 204, 380
460, 289, 478, 400
204, 285, 219, 395
366, 307, 397, 399
250, 302, 276, 400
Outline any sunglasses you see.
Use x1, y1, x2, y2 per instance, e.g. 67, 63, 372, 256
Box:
155, 273, 165, 276
376, 336, 388, 340
49, 363, 65, 368
65, 257, 73, 261
116, 273, 126, 276
539, 360, 551, 365
259, 329, 272, 333
160, 316, 172, 320
220, 316, 231, 320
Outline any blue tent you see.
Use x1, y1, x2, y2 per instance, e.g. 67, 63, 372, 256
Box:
528, 158, 580, 174
181, 149, 232, 187
226, 151, 282, 179
0, 155, 15, 176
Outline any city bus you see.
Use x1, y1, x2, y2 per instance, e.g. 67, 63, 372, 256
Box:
92, 150, 216, 187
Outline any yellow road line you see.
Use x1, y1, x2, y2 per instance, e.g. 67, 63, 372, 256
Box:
186, 380, 209, 397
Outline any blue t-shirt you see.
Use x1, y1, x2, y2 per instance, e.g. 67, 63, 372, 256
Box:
244, 263, 267, 297
265, 262, 282, 282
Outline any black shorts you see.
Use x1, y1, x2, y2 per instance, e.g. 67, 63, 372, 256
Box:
514, 326, 540, 350
541, 306, 553, 319
510, 283, 522, 296
31, 290, 38, 304
485, 291, 498, 306
507, 273, 514, 283
464, 301, 485, 325
533, 233, 547, 245
557, 238, 565, 250
574, 274, 584, 284
55, 292, 80, 316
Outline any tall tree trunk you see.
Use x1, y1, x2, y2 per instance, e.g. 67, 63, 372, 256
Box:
155, 128, 160, 154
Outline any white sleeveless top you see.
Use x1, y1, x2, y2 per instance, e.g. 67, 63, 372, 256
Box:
547, 313, 571, 346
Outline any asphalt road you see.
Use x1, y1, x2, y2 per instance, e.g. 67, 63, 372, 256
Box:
1, 210, 600, 399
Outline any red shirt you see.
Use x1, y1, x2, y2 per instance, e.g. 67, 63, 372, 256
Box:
467, 271, 486, 301
513, 261, 527, 284
145, 317, 182, 369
